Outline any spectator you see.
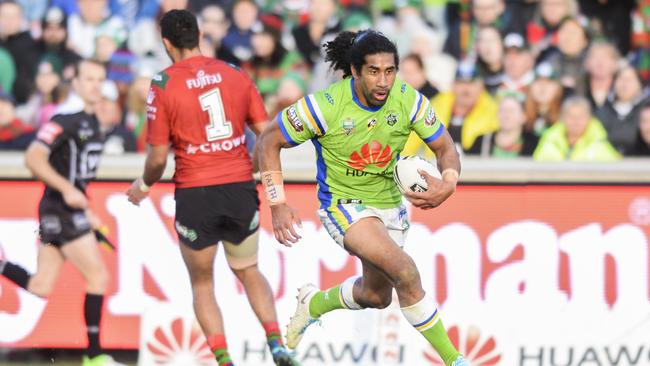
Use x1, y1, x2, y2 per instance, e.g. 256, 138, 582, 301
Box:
127, 0, 187, 72
579, 42, 620, 109
444, 0, 520, 59
544, 17, 589, 91
630, 0, 650, 82
292, 0, 340, 67
222, 0, 259, 63
499, 33, 535, 94
0, 91, 34, 150
533, 96, 620, 161
110, 0, 159, 28
629, 102, 650, 156
475, 25, 505, 94
0, 46, 16, 94
268, 71, 307, 117
242, 18, 308, 99
97, 80, 136, 154
579, 0, 634, 55
468, 94, 539, 157
596, 65, 647, 156
408, 23, 457, 92
525, 62, 564, 135
400, 53, 438, 99
0, 0, 40, 105
199, 4, 239, 65
16, 56, 65, 128
125, 60, 155, 151
16, 0, 47, 38
403, 61, 499, 156
67, 0, 127, 58
526, 0, 578, 58
37, 7, 81, 81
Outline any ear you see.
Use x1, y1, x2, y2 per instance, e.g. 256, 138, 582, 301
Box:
162, 38, 172, 52
350, 65, 360, 79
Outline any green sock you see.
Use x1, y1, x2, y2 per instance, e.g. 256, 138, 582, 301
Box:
401, 297, 460, 366
214, 349, 233, 366
308, 285, 344, 318
421, 319, 460, 365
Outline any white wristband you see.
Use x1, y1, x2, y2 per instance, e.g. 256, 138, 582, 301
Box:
139, 178, 150, 192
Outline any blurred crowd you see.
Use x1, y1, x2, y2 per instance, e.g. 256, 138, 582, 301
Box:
0, 0, 649, 161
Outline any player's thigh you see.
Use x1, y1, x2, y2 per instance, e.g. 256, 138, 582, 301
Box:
344, 217, 413, 281
179, 243, 218, 285
222, 231, 258, 270
29, 244, 65, 294
60, 232, 106, 281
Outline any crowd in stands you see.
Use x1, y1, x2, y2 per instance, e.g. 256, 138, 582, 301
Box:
0, 0, 649, 161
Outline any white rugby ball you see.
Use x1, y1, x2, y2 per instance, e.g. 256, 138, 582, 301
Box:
393, 156, 441, 194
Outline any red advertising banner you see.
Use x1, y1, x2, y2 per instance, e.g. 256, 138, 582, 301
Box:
1, 181, 649, 365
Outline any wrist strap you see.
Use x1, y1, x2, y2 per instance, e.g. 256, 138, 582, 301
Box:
441, 169, 460, 183
139, 178, 150, 192
261, 171, 286, 206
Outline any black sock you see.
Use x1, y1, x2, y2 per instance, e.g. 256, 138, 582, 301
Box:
0, 261, 31, 289
84, 293, 104, 358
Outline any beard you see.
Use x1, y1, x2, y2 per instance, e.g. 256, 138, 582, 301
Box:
363, 88, 390, 108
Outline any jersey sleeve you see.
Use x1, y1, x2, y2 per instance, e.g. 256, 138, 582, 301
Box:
35, 116, 70, 149
408, 90, 445, 144
244, 72, 269, 125
145, 75, 170, 146
275, 93, 329, 146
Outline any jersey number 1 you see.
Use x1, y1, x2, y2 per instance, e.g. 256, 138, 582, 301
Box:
200, 88, 232, 141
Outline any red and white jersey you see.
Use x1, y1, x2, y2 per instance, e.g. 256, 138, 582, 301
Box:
146, 56, 268, 188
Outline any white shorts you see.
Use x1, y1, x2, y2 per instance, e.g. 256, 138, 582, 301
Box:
317, 203, 410, 247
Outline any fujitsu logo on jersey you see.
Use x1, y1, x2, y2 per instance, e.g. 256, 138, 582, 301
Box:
186, 134, 246, 154
186, 70, 222, 89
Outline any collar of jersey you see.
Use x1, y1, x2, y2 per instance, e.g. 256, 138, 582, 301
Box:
350, 78, 383, 112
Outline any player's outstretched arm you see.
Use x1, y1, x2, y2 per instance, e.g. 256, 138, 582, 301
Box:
25, 142, 88, 209
127, 144, 169, 206
404, 130, 460, 210
257, 123, 302, 247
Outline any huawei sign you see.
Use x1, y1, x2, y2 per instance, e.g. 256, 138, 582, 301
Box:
423, 325, 502, 365
146, 317, 216, 366
347, 140, 392, 171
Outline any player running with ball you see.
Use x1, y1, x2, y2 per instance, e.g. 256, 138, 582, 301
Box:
257, 30, 469, 366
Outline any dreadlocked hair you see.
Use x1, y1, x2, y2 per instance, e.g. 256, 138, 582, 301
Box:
324, 30, 399, 78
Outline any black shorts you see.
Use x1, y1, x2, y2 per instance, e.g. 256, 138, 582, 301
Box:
39, 196, 92, 246
174, 181, 260, 250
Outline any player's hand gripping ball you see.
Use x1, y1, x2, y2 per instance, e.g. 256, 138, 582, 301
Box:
393, 156, 441, 194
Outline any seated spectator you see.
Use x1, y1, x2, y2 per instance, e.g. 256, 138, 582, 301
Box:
468, 94, 539, 157
629, 101, 650, 156
579, 42, 620, 109
292, 0, 340, 68
408, 23, 457, 92
199, 4, 239, 65
499, 33, 535, 94
223, 0, 259, 63
445, 0, 521, 60
125, 58, 156, 151
534, 96, 620, 161
475, 26, 505, 95
403, 61, 499, 157
0, 46, 16, 94
16, 56, 66, 128
596, 65, 647, 155
400, 53, 438, 99
37, 7, 81, 80
67, 0, 126, 59
543, 17, 589, 92
97, 80, 136, 154
579, 0, 634, 56
267, 72, 307, 117
526, 0, 578, 58
0, 0, 40, 104
630, 0, 650, 82
0, 91, 34, 150
242, 18, 308, 100
525, 62, 564, 135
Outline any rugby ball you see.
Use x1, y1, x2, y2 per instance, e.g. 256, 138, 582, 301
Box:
393, 156, 441, 194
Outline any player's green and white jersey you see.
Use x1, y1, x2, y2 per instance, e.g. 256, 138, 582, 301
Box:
276, 77, 444, 210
